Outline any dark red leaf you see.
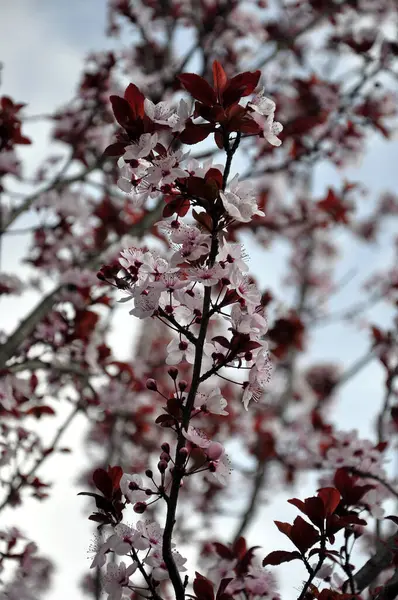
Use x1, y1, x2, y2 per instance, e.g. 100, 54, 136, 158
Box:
213, 542, 234, 560
213, 61, 228, 100
193, 573, 215, 600
93, 468, 112, 498
178, 73, 217, 107
110, 96, 133, 127
262, 550, 301, 566
124, 83, 145, 119
318, 487, 341, 516
179, 120, 213, 144
103, 142, 127, 157
25, 405, 55, 418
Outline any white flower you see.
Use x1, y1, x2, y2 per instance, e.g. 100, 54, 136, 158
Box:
145, 550, 187, 581
144, 99, 176, 125
130, 287, 161, 319
135, 520, 163, 549
220, 175, 265, 223
195, 388, 228, 415
103, 561, 137, 600
218, 241, 249, 276
248, 89, 283, 147
146, 150, 189, 187
120, 473, 147, 503
182, 425, 211, 449
166, 338, 195, 365
248, 88, 276, 117
186, 265, 223, 286
171, 99, 190, 133
229, 270, 261, 309
251, 111, 283, 147
123, 133, 158, 160
110, 523, 149, 554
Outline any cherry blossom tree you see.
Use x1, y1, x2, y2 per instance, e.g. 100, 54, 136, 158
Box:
1, 2, 398, 600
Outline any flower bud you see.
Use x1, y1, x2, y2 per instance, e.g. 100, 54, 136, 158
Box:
207, 441, 224, 461
160, 451, 170, 462
158, 460, 168, 473
178, 380, 188, 392
161, 442, 170, 453
145, 489, 153, 496
145, 469, 153, 478
146, 379, 158, 391
133, 501, 147, 513
168, 367, 178, 380
179, 447, 189, 458
129, 481, 139, 491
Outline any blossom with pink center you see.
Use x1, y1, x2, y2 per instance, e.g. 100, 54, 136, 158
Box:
207, 450, 231, 486
120, 473, 147, 504
145, 549, 187, 581
129, 287, 162, 319
229, 270, 261, 309
248, 89, 283, 147
182, 425, 211, 449
119, 247, 145, 271
89, 536, 113, 569
248, 89, 276, 117
110, 523, 150, 553
144, 99, 176, 125
220, 175, 265, 223
123, 133, 158, 160
186, 266, 223, 286
170, 99, 190, 133
218, 241, 249, 276
166, 338, 195, 365
194, 388, 229, 415
135, 520, 163, 549
103, 561, 137, 600
230, 304, 268, 336
146, 151, 189, 187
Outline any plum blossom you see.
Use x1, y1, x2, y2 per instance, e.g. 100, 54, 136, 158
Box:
145, 549, 187, 581
194, 387, 229, 415
230, 304, 268, 336
218, 241, 249, 276
109, 523, 150, 553
242, 349, 273, 409
182, 427, 231, 485
146, 150, 189, 187
144, 99, 176, 125
186, 265, 223, 286
120, 473, 147, 504
166, 338, 195, 364
248, 89, 283, 147
229, 270, 261, 310
170, 99, 190, 133
225, 566, 279, 599
183, 425, 211, 448
89, 535, 113, 569
135, 520, 163, 549
103, 561, 137, 600
123, 133, 158, 160
129, 287, 162, 319
220, 175, 265, 223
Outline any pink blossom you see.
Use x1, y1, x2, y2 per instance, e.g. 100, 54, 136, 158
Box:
194, 388, 229, 415
103, 561, 137, 600
220, 175, 265, 223
123, 133, 158, 160
166, 338, 196, 365
120, 473, 147, 503
145, 549, 187, 581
